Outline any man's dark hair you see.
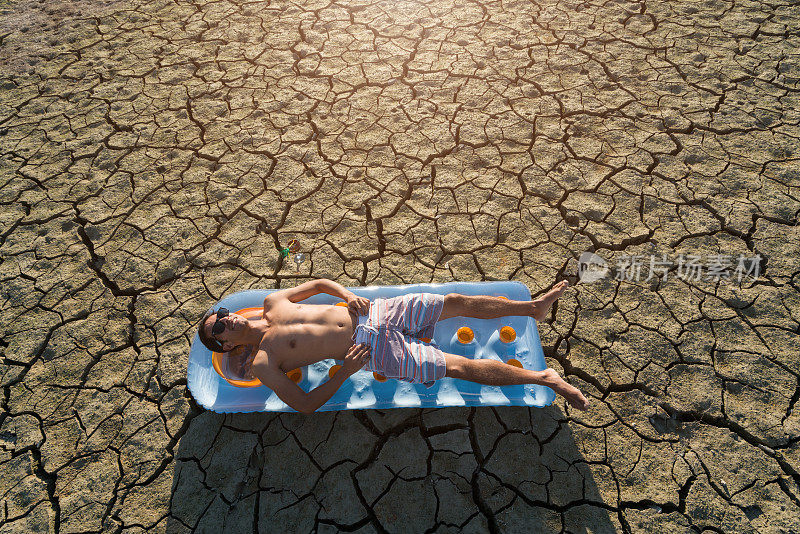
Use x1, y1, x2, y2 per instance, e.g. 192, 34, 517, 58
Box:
198, 309, 225, 353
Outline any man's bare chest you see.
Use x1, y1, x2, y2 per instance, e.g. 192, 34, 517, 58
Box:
260, 302, 355, 369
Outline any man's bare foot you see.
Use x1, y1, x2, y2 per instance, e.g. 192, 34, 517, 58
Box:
541, 368, 589, 411
531, 280, 569, 321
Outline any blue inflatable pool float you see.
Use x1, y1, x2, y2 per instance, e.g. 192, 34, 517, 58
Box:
187, 281, 557, 412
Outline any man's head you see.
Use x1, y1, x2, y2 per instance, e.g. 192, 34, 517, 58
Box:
198, 307, 248, 353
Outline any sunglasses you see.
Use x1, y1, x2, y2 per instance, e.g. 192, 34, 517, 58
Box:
211, 308, 229, 338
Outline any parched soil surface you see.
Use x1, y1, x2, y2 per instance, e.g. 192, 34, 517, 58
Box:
0, 0, 798, 531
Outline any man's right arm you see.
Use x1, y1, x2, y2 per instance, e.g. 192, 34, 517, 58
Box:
253, 349, 350, 413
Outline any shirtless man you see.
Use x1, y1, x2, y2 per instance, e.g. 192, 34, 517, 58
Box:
197, 278, 589, 413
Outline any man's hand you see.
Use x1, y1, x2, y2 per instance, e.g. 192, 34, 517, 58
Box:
342, 343, 372, 375
346, 294, 371, 316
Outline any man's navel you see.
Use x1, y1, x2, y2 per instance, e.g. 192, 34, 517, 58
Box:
289, 339, 296, 349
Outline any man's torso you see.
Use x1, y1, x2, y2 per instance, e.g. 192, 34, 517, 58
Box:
256, 296, 358, 372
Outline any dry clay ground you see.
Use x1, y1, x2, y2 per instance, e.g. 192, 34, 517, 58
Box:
0, 0, 799, 531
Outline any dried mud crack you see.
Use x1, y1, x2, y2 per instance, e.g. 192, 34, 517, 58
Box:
0, 0, 798, 531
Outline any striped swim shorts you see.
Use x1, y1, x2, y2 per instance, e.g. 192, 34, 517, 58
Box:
351, 293, 447, 387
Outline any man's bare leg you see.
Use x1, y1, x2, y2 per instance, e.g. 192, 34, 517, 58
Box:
438, 280, 569, 322
444, 353, 589, 411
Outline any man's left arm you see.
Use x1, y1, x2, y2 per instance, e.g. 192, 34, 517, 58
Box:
313, 279, 355, 301
315, 279, 370, 315
271, 279, 320, 303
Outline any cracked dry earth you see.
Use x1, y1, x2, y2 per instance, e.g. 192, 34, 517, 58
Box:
0, 0, 799, 531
